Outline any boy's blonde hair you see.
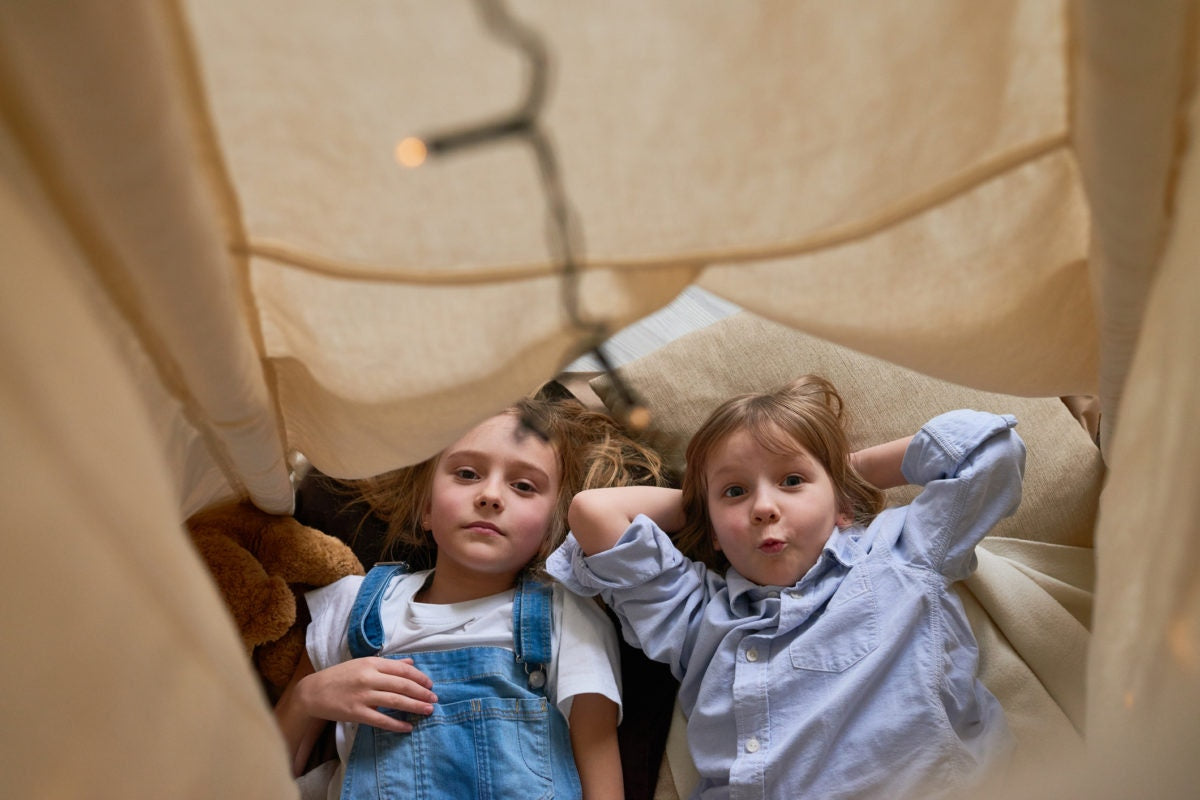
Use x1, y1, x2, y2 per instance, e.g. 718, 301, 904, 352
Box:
674, 374, 885, 572
352, 391, 667, 574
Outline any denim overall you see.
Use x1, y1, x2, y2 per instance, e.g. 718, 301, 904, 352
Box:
340, 564, 582, 800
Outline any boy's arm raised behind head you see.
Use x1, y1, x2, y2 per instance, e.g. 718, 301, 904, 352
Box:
568, 486, 686, 556
902, 411, 1025, 579
851, 436, 915, 490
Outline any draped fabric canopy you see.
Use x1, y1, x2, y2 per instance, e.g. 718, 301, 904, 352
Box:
1, 1, 1197, 797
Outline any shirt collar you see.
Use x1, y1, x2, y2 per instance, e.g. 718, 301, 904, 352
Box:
822, 525, 866, 569
725, 570, 766, 603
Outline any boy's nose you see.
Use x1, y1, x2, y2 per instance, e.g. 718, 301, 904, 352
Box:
752, 498, 780, 524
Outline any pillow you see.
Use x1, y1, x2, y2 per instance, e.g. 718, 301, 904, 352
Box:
591, 312, 1103, 548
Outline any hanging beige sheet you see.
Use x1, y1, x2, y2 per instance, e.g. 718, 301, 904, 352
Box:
1, 0, 1197, 797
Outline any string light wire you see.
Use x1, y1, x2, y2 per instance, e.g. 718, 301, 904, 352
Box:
410, 0, 648, 433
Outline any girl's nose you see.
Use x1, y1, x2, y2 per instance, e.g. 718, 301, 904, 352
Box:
476, 487, 503, 511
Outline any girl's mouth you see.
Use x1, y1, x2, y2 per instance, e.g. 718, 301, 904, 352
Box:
466, 521, 502, 536
758, 539, 786, 555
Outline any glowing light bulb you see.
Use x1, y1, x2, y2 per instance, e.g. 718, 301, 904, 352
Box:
627, 405, 651, 432
395, 137, 428, 168
1169, 614, 1198, 671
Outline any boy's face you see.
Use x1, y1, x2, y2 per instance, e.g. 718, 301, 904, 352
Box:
704, 428, 851, 587
422, 413, 561, 586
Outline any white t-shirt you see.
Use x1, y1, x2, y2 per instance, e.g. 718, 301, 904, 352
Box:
304, 570, 622, 798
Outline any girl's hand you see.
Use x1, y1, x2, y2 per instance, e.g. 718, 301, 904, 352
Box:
296, 657, 437, 733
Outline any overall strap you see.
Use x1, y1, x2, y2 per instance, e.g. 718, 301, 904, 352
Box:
347, 563, 409, 659
512, 574, 554, 669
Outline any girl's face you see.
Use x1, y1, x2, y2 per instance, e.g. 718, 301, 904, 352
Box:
704, 427, 851, 587
422, 413, 561, 591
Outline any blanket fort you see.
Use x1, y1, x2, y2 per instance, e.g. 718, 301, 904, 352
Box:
1, 1, 1197, 798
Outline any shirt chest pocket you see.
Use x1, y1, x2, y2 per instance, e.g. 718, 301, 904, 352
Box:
789, 568, 879, 672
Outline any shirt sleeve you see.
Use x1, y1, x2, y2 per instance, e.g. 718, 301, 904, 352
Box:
304, 574, 363, 671
899, 409, 1026, 580
551, 586, 623, 725
548, 515, 718, 680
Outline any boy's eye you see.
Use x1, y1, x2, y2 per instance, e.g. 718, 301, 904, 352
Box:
722, 486, 746, 498
782, 474, 805, 487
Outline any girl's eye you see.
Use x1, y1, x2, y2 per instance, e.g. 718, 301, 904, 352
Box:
722, 486, 746, 498
782, 474, 805, 487
512, 480, 537, 494
454, 468, 479, 481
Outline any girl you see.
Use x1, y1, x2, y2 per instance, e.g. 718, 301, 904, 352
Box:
276, 393, 664, 800
549, 375, 1024, 799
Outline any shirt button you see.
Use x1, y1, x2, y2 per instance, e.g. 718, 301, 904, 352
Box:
745, 737, 760, 753
767, 590, 780, 599
745, 648, 759, 662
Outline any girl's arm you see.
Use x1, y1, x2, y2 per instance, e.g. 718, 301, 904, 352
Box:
569, 486, 686, 556
568, 693, 624, 799
273, 650, 438, 776
851, 435, 914, 490
274, 651, 330, 776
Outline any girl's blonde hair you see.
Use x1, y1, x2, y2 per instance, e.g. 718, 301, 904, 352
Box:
352, 391, 667, 575
674, 374, 885, 572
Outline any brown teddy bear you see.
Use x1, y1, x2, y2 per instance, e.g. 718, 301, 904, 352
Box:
186, 500, 365, 701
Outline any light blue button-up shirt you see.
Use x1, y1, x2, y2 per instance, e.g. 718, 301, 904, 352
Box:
549, 410, 1023, 800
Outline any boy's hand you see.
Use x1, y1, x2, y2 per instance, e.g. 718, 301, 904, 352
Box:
297, 656, 437, 733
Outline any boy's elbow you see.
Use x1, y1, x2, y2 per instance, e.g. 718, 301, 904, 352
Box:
1000, 428, 1028, 481
568, 489, 602, 532
568, 489, 624, 555
993, 430, 1027, 516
